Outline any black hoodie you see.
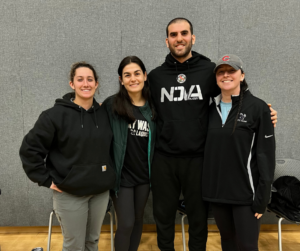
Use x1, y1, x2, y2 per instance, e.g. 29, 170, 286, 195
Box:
148, 51, 220, 157
19, 93, 115, 196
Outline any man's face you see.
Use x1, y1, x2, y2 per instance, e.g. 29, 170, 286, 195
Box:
166, 21, 195, 62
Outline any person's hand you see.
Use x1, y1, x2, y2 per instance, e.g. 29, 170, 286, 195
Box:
268, 104, 277, 128
254, 213, 263, 219
50, 182, 62, 193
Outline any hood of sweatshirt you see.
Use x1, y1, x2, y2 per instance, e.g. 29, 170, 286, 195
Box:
164, 51, 211, 69
148, 51, 219, 157
54, 92, 100, 128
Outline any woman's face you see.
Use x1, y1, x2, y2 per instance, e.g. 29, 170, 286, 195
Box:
216, 65, 244, 94
119, 63, 147, 95
69, 67, 98, 100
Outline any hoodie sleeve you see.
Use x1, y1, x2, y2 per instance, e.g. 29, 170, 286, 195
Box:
251, 105, 276, 214
19, 111, 55, 188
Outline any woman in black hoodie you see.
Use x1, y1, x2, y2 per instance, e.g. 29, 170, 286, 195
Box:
19, 62, 115, 251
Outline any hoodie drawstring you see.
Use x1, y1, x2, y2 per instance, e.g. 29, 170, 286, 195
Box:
186, 61, 190, 84
93, 105, 99, 128
80, 108, 84, 128
186, 60, 190, 70
174, 62, 179, 76
80, 105, 99, 129
174, 61, 189, 83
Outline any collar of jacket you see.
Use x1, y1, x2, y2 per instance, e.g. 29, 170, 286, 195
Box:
214, 89, 250, 106
136, 101, 152, 118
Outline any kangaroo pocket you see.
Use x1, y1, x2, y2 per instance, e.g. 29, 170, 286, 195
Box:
158, 119, 207, 155
57, 163, 116, 196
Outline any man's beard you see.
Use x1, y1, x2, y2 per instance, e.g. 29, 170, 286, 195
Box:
168, 39, 193, 61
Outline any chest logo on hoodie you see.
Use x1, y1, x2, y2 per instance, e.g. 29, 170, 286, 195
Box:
177, 74, 186, 84
161, 85, 203, 102
237, 113, 247, 123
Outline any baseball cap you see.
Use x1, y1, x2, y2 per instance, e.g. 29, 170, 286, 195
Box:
214, 54, 243, 73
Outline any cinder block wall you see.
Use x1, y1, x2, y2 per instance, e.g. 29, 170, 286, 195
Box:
1, 0, 299, 226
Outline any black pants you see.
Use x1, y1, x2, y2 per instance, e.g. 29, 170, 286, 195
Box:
111, 184, 150, 251
151, 152, 208, 251
211, 203, 261, 251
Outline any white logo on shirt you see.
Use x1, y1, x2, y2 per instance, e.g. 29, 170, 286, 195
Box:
128, 120, 149, 137
161, 85, 203, 102
265, 135, 273, 138
237, 113, 247, 123
177, 74, 186, 84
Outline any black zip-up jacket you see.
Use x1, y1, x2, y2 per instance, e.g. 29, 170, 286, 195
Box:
148, 51, 220, 157
19, 93, 115, 196
202, 91, 276, 213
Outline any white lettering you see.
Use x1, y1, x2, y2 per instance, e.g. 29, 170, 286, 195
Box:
137, 120, 145, 130
142, 122, 148, 131
174, 86, 185, 101
161, 87, 174, 102
190, 85, 203, 100
132, 120, 137, 129
161, 85, 203, 102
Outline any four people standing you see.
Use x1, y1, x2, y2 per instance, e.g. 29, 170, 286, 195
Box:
19, 18, 277, 251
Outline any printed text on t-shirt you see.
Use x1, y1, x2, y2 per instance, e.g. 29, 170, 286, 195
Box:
128, 120, 149, 137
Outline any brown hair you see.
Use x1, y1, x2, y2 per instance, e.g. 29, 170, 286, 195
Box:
69, 61, 99, 83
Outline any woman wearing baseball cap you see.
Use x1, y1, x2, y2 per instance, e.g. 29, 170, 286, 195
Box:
202, 54, 276, 250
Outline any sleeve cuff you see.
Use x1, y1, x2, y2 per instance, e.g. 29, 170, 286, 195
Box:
41, 176, 52, 188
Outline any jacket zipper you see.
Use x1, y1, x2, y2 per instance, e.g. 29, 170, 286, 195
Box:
216, 106, 232, 127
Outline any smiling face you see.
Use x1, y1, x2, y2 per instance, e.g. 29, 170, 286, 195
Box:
166, 20, 195, 62
69, 67, 98, 101
215, 65, 245, 95
119, 63, 147, 95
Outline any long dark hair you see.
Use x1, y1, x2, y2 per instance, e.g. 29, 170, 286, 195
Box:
232, 77, 249, 134
113, 56, 156, 123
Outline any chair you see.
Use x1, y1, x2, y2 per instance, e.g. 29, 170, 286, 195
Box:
266, 159, 300, 251
177, 199, 214, 251
47, 199, 114, 251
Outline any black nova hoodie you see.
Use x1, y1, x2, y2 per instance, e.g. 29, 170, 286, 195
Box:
148, 51, 220, 157
19, 93, 115, 196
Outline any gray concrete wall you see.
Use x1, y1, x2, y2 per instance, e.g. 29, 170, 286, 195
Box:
0, 0, 299, 226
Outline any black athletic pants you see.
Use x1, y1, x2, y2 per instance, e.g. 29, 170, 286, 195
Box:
151, 152, 208, 251
111, 184, 150, 251
211, 203, 261, 251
